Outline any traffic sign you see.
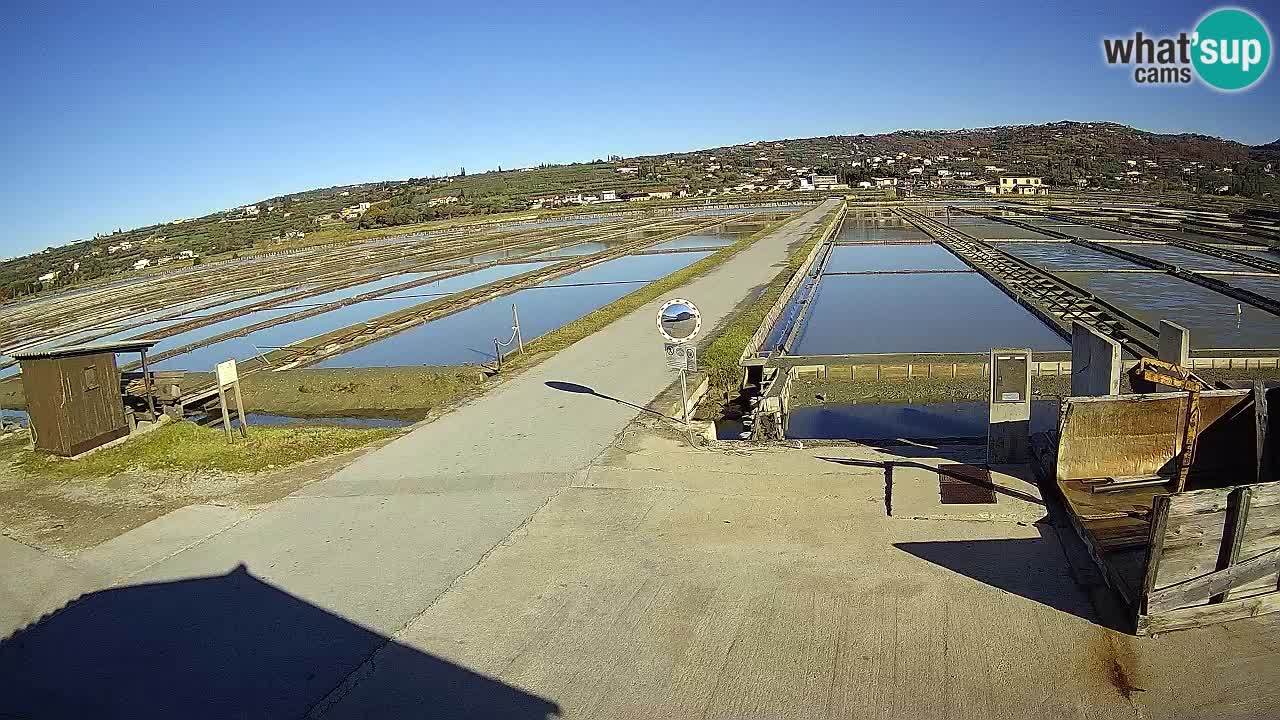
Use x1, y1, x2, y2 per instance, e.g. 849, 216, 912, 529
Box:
665, 342, 697, 372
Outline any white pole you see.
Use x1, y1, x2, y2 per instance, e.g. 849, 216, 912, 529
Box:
679, 367, 690, 426
513, 303, 523, 354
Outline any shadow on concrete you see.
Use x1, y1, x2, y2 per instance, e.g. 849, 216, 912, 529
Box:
0, 564, 559, 720
545, 381, 679, 422
894, 529, 1100, 626
818, 456, 1044, 506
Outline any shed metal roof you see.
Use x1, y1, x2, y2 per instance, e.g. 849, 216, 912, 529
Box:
12, 339, 160, 361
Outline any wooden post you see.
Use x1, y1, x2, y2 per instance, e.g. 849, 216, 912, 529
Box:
1174, 387, 1201, 494
1212, 487, 1252, 604
139, 349, 156, 420
217, 383, 233, 442
1139, 494, 1172, 619
1256, 381, 1271, 483
232, 379, 249, 439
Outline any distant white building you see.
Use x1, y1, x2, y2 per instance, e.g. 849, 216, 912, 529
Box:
985, 176, 1048, 195
38, 271, 58, 282
133, 258, 151, 270
599, 190, 618, 202
617, 167, 639, 175
870, 177, 898, 187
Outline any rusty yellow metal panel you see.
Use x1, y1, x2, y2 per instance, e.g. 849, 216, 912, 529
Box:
1056, 390, 1252, 483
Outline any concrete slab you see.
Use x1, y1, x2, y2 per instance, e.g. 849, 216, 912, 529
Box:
315, 484, 1118, 720
0, 536, 105, 639
77, 504, 253, 582
890, 461, 1047, 522
129, 490, 557, 635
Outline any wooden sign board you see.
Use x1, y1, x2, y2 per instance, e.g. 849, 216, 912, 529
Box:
214, 359, 249, 442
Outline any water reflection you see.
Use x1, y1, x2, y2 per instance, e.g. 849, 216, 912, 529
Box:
315, 251, 711, 367
787, 400, 1060, 440
792, 274, 1068, 355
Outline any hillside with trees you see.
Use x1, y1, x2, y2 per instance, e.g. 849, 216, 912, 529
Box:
3, 121, 1277, 304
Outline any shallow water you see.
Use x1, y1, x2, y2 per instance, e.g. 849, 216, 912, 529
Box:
1059, 271, 1280, 350
154, 263, 551, 371
786, 400, 1060, 440
791, 273, 1068, 355
1109, 243, 1267, 273
989, 241, 1144, 272
314, 251, 711, 368
646, 230, 743, 251
823, 243, 967, 273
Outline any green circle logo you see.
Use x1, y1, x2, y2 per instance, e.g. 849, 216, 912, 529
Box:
1193, 8, 1271, 91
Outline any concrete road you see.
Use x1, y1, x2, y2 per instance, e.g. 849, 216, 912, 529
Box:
7, 196, 1278, 719
315, 431, 1280, 720
0, 200, 839, 719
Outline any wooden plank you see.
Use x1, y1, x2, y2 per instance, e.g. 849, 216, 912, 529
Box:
1139, 494, 1171, 617
1105, 548, 1149, 603
1055, 482, 1142, 607
1058, 479, 1162, 520
1164, 480, 1280, 516
1213, 487, 1252, 603
1084, 516, 1153, 552
1257, 381, 1271, 483
1142, 580, 1280, 635
1148, 546, 1280, 613
1154, 481, 1280, 602
1158, 502, 1280, 596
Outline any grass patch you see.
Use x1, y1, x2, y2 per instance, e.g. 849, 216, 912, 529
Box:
14, 421, 401, 478
698, 205, 843, 396
516, 212, 807, 360
237, 366, 485, 419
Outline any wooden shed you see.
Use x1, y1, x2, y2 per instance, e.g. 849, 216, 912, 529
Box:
13, 340, 159, 457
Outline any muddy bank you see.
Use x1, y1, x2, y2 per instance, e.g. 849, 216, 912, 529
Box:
219, 366, 487, 420
788, 374, 1073, 408
786, 366, 1280, 409
0, 435, 391, 554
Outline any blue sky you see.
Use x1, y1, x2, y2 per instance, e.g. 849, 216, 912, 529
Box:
3, 0, 1276, 256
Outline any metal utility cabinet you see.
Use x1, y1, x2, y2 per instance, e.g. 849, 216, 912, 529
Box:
13, 340, 159, 456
